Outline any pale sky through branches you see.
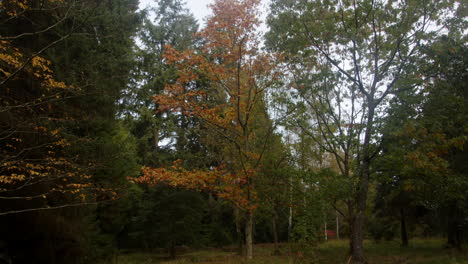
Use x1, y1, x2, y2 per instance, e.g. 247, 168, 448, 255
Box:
139, 0, 214, 24
139, 0, 270, 32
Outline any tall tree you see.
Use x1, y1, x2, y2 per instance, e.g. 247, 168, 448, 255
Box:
122, 0, 199, 167
134, 0, 281, 258
378, 35, 467, 249
1, 0, 141, 262
266, 0, 462, 262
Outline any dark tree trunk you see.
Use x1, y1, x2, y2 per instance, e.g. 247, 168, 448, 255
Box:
400, 208, 408, 247
347, 202, 355, 255
245, 211, 253, 259
169, 240, 176, 259
234, 207, 243, 255
350, 212, 366, 263
336, 209, 340, 239
447, 201, 462, 251
272, 208, 280, 255
350, 103, 375, 264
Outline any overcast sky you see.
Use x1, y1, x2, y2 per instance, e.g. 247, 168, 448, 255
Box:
138, 0, 270, 30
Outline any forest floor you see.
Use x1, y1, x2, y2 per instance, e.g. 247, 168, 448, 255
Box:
117, 238, 467, 264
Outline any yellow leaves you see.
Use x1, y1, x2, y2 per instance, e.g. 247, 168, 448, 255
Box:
50, 128, 61, 135
30, 56, 68, 89
0, 0, 63, 17
54, 138, 71, 147
0, 0, 30, 16
0, 173, 26, 184
0, 131, 106, 204
0, 40, 23, 76
1, 39, 67, 92
31, 56, 51, 69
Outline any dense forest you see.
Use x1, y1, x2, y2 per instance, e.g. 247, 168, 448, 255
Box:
0, 0, 466, 263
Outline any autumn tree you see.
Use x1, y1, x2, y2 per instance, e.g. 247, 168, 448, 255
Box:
134, 0, 281, 259
266, 0, 463, 262
1, 0, 141, 262
0, 0, 103, 216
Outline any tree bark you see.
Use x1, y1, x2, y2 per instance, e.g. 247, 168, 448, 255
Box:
245, 211, 253, 259
350, 214, 365, 263
400, 208, 408, 247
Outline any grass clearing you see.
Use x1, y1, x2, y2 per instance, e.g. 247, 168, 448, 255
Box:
116, 238, 467, 264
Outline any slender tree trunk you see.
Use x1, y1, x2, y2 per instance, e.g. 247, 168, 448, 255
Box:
245, 211, 253, 259
288, 176, 293, 241
336, 209, 340, 240
324, 220, 328, 241
272, 209, 280, 255
169, 240, 176, 259
447, 201, 462, 251
400, 208, 408, 247
347, 201, 355, 255
234, 206, 243, 255
349, 217, 355, 254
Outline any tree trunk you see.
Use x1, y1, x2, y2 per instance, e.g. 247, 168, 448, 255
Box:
245, 211, 253, 259
169, 240, 176, 259
350, 103, 375, 264
447, 201, 462, 251
288, 176, 293, 241
234, 206, 243, 255
350, 211, 366, 263
347, 202, 355, 255
272, 209, 280, 255
400, 208, 408, 247
336, 209, 340, 239
324, 220, 328, 241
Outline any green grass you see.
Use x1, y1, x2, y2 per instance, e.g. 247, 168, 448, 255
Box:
116, 238, 468, 264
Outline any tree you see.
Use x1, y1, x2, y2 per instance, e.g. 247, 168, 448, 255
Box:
255, 132, 291, 255
1, 0, 141, 262
378, 35, 467, 249
0, 0, 115, 217
122, 0, 199, 167
266, 0, 461, 262
133, 0, 281, 259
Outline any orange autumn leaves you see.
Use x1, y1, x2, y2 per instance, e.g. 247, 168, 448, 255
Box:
132, 0, 280, 212
134, 161, 258, 211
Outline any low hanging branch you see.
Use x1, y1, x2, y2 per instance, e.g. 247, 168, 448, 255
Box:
133, 161, 258, 212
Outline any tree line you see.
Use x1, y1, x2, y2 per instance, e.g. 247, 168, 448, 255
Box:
0, 0, 466, 263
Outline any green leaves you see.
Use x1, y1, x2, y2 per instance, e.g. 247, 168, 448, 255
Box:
378, 35, 467, 206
